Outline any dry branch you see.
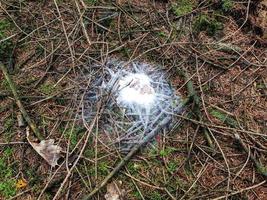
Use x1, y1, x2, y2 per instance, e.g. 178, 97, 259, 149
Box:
234, 134, 267, 177
0, 62, 43, 140
178, 68, 214, 148
82, 115, 175, 200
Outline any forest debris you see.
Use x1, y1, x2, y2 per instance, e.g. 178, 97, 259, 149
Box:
26, 127, 62, 167
248, 0, 267, 43
0, 62, 43, 140
257, 0, 267, 39
17, 112, 25, 127
234, 133, 267, 177
104, 181, 125, 200
82, 115, 174, 200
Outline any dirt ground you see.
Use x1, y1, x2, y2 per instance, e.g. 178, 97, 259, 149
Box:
0, 0, 266, 199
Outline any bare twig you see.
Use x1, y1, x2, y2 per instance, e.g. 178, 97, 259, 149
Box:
0, 62, 43, 140
82, 115, 176, 199
234, 134, 267, 177
52, 104, 101, 200
178, 68, 214, 148
212, 180, 266, 200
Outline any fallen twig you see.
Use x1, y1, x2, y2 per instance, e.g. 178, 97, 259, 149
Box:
82, 115, 174, 200
178, 68, 214, 148
0, 62, 43, 140
212, 180, 266, 200
234, 133, 267, 177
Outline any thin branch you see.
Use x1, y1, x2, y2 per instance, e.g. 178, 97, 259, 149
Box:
0, 62, 43, 140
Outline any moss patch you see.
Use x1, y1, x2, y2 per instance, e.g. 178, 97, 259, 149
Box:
171, 0, 195, 17
222, 0, 234, 11
0, 19, 13, 60
0, 147, 16, 198
210, 108, 238, 128
39, 82, 56, 95
194, 14, 223, 36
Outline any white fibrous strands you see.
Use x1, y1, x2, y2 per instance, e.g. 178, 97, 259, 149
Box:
117, 73, 156, 108
80, 58, 183, 152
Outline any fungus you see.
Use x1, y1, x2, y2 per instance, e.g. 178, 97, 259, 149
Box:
80, 58, 183, 152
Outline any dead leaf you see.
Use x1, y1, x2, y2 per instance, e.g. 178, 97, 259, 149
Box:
104, 181, 125, 200
26, 127, 62, 167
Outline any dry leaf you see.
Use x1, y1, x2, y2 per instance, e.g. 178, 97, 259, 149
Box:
26, 127, 62, 167
16, 178, 27, 189
104, 181, 125, 200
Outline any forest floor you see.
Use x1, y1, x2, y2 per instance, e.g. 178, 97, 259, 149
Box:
0, 0, 266, 199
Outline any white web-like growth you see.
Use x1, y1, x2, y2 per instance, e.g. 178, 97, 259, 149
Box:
117, 73, 156, 108
82, 59, 183, 152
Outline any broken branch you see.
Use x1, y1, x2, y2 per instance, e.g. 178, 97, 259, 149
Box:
0, 61, 43, 140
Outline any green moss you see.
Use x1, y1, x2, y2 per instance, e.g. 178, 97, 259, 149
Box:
256, 82, 265, 89
3, 147, 13, 157
44, 193, 53, 200
147, 191, 163, 200
0, 148, 16, 198
39, 83, 55, 95
148, 148, 158, 158
202, 84, 210, 92
0, 19, 13, 60
0, 148, 14, 180
127, 162, 140, 174
255, 163, 267, 176
222, 0, 233, 11
3, 116, 15, 141
4, 117, 14, 131
159, 147, 176, 157
55, 0, 64, 4
172, 0, 195, 17
0, 19, 11, 31
194, 14, 223, 36
98, 161, 109, 175
84, 0, 98, 5
55, 98, 66, 105
0, 179, 16, 198
120, 47, 131, 58
23, 76, 38, 86
167, 161, 178, 173
210, 109, 238, 128
133, 191, 143, 200
1, 77, 10, 91
84, 148, 95, 158
63, 127, 83, 150
157, 31, 168, 38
